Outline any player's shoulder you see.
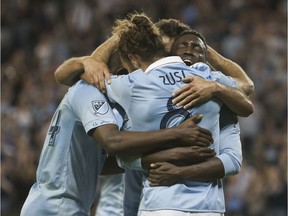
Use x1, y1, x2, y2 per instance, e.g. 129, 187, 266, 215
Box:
110, 69, 144, 82
68, 80, 103, 99
190, 62, 211, 72
190, 62, 213, 80
70, 80, 97, 91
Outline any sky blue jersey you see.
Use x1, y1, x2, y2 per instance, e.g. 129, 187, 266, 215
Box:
20, 80, 117, 216
95, 174, 125, 216
106, 57, 229, 212
119, 61, 242, 215
191, 63, 242, 177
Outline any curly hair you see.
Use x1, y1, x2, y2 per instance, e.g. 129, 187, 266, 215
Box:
112, 12, 166, 62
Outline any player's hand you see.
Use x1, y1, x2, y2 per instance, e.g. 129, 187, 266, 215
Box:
173, 146, 215, 165
148, 162, 181, 186
176, 114, 213, 147
172, 76, 217, 109
80, 57, 110, 93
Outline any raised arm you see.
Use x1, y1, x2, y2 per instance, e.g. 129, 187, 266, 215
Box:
54, 56, 101, 86
172, 75, 254, 117
54, 34, 119, 91
207, 46, 254, 96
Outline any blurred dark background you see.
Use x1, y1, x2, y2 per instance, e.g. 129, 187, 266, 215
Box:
1, 0, 287, 215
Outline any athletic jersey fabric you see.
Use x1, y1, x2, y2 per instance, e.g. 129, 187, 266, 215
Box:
95, 174, 125, 216
105, 57, 236, 213
20, 80, 117, 216
112, 60, 241, 215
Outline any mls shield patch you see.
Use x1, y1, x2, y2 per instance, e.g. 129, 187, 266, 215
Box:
91, 100, 109, 115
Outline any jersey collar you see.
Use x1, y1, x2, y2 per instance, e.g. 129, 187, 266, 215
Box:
144, 56, 185, 73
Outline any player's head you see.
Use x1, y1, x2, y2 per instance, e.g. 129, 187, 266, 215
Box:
155, 19, 190, 52
170, 30, 207, 65
108, 51, 128, 75
112, 12, 167, 72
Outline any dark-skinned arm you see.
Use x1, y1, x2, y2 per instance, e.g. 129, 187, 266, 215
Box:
147, 157, 224, 186
147, 120, 243, 186
141, 146, 216, 170
92, 115, 213, 156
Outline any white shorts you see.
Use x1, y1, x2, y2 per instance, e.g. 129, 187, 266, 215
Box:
139, 210, 224, 216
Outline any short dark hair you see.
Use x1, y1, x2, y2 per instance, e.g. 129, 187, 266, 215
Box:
155, 19, 191, 38
172, 29, 207, 49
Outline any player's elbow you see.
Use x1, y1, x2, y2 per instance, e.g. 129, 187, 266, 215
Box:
225, 161, 242, 177
242, 81, 255, 97
54, 67, 64, 84
246, 103, 254, 117
232, 160, 242, 175
239, 102, 254, 117
54, 64, 81, 87
222, 153, 243, 177
54, 68, 70, 86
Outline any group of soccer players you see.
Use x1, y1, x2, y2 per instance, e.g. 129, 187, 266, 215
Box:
20, 12, 254, 216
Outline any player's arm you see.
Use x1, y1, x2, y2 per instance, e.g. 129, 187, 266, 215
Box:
92, 115, 213, 156
54, 56, 93, 86
217, 123, 242, 177
115, 145, 215, 172
206, 46, 254, 96
140, 146, 216, 170
147, 123, 243, 186
147, 158, 224, 186
54, 34, 119, 91
212, 81, 253, 117
172, 76, 254, 117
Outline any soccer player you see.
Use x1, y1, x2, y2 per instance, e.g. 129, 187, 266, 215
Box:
19, 51, 214, 216
54, 15, 254, 216
119, 24, 253, 216
144, 29, 250, 186
104, 13, 246, 216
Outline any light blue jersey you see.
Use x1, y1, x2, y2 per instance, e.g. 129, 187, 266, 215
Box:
106, 57, 230, 213
191, 62, 242, 176
20, 80, 117, 216
95, 174, 125, 216
113, 60, 242, 215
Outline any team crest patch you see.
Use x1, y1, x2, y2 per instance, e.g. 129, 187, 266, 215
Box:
91, 100, 109, 115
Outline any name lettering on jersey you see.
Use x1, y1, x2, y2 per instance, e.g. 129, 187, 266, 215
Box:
92, 100, 109, 115
159, 70, 186, 85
